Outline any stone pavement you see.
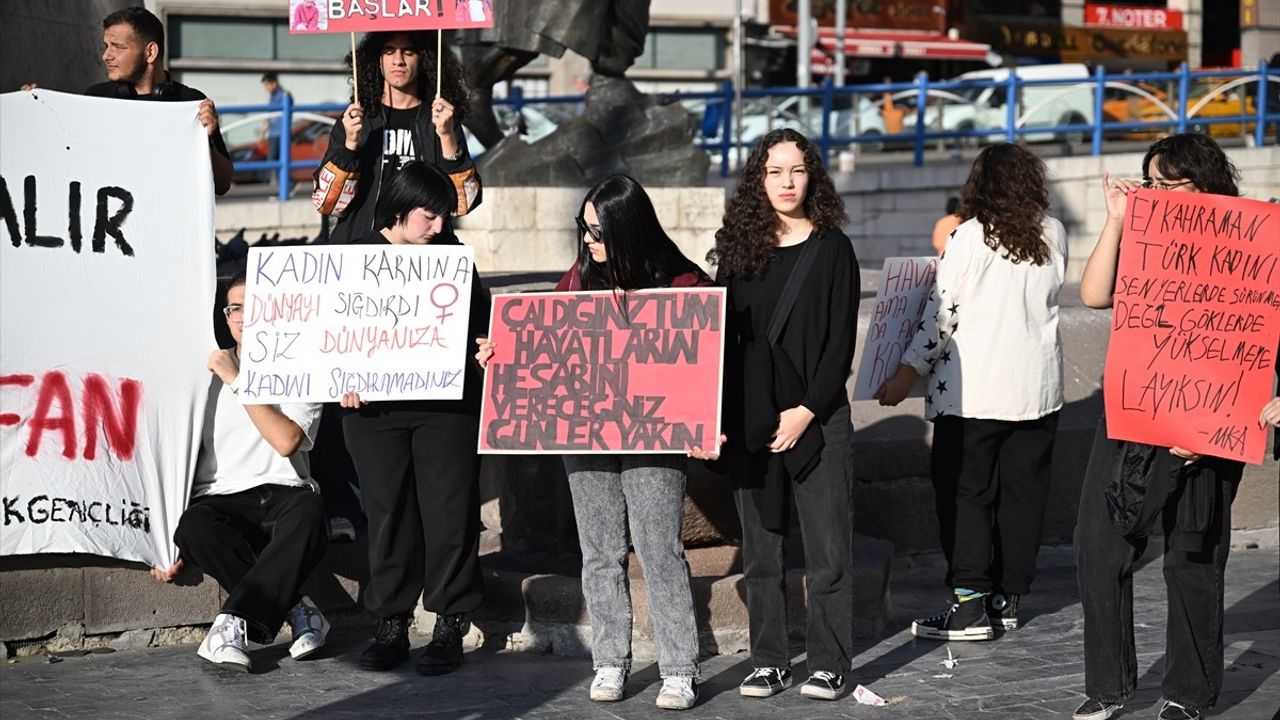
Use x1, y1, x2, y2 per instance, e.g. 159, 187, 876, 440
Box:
4, 544, 1276, 720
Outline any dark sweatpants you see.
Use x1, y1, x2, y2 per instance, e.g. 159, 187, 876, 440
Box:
343, 409, 484, 618
174, 485, 329, 643
929, 412, 1059, 594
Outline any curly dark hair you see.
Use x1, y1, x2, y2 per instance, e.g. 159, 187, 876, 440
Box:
347, 31, 470, 121
1142, 133, 1240, 197
709, 129, 847, 278
956, 143, 1051, 266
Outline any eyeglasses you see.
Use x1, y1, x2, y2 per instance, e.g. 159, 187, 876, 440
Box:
222, 304, 244, 319
575, 216, 603, 243
1141, 177, 1193, 191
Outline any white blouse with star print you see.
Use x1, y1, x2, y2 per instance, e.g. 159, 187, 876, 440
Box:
901, 216, 1067, 422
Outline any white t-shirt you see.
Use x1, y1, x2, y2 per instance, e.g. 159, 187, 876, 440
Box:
192, 369, 322, 497
901, 216, 1066, 422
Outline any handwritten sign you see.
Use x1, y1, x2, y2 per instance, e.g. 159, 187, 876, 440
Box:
1, 91, 216, 567
1104, 189, 1280, 464
852, 257, 937, 400
288, 0, 494, 34
240, 244, 474, 403
479, 289, 726, 454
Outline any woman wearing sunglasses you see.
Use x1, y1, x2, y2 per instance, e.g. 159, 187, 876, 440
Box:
1072, 134, 1249, 720
478, 174, 709, 710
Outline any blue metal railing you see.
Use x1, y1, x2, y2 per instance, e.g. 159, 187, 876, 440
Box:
221, 61, 1279, 198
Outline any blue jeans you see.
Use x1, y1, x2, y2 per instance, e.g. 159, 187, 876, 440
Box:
564, 454, 699, 679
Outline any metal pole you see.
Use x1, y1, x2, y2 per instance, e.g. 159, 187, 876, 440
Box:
277, 92, 292, 202
1254, 60, 1268, 148
1092, 64, 1105, 156
834, 0, 846, 87
733, 0, 745, 170
797, 0, 812, 90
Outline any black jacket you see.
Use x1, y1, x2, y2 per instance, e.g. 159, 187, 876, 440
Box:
315, 105, 474, 245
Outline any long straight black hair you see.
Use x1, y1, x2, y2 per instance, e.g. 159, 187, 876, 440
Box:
575, 174, 707, 292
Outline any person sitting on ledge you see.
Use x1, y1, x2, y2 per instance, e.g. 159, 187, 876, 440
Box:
151, 273, 330, 673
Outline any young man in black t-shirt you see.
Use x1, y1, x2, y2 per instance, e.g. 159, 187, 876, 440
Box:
80, 7, 234, 195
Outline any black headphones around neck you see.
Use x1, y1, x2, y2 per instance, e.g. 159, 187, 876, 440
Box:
113, 76, 176, 99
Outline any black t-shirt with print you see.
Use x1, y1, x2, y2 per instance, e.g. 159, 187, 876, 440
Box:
381, 106, 419, 187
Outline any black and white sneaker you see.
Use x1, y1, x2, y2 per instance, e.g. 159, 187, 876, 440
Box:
1157, 700, 1199, 720
799, 670, 845, 700
739, 667, 793, 698
1072, 698, 1123, 720
911, 594, 994, 641
986, 593, 1020, 630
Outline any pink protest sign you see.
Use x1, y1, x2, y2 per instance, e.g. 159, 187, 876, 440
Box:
288, 0, 493, 34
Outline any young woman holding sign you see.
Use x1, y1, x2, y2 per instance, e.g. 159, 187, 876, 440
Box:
339, 161, 490, 676
876, 143, 1067, 642
704, 129, 860, 701
477, 174, 709, 710
1071, 134, 1246, 720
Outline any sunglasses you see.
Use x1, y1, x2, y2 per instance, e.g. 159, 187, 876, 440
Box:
575, 216, 603, 243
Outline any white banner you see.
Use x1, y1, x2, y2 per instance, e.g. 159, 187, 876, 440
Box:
1, 91, 215, 566
852, 256, 936, 400
239, 244, 475, 403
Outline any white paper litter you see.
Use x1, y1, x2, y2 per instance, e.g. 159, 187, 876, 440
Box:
853, 684, 887, 706
939, 647, 960, 669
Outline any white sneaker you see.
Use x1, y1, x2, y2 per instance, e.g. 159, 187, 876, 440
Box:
656, 676, 698, 710
589, 666, 627, 702
286, 596, 330, 660
329, 516, 356, 543
197, 613, 251, 672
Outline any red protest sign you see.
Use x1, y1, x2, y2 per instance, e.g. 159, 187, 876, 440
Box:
479, 289, 726, 454
1104, 189, 1280, 464
288, 0, 493, 35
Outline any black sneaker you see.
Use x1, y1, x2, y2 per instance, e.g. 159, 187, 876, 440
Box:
799, 670, 845, 700
986, 593, 1020, 630
416, 613, 466, 676
359, 616, 410, 671
739, 667, 792, 698
911, 593, 994, 641
1157, 700, 1199, 720
1072, 698, 1123, 720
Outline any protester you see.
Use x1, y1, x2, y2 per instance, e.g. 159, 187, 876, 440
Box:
877, 143, 1067, 642
312, 30, 481, 245
74, 7, 234, 195
338, 161, 489, 675
259, 72, 294, 161
477, 175, 708, 710
705, 128, 860, 701
1071, 134, 1248, 720
151, 275, 329, 673
931, 196, 962, 255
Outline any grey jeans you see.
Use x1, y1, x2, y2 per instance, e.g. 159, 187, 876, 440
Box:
563, 454, 699, 679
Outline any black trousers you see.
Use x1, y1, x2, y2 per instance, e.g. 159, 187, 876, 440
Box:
734, 404, 854, 674
343, 409, 484, 618
309, 403, 364, 522
930, 412, 1059, 594
1075, 420, 1242, 711
173, 485, 329, 644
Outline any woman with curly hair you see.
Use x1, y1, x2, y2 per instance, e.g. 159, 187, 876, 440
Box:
1070, 134, 1247, 720
877, 142, 1067, 643
312, 30, 479, 245
704, 128, 860, 701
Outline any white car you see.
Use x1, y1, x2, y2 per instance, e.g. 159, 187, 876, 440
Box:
903, 63, 1095, 143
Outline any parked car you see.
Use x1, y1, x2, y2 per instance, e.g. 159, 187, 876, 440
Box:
904, 63, 1094, 144
1127, 77, 1271, 139
227, 115, 337, 184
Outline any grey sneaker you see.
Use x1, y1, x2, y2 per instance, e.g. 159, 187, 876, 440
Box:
589, 667, 626, 702
197, 613, 251, 672
655, 676, 697, 710
286, 596, 330, 660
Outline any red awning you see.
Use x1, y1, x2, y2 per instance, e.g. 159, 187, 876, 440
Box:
777, 26, 991, 62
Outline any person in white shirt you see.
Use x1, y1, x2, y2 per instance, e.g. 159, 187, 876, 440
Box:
150, 273, 330, 672
877, 142, 1066, 642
